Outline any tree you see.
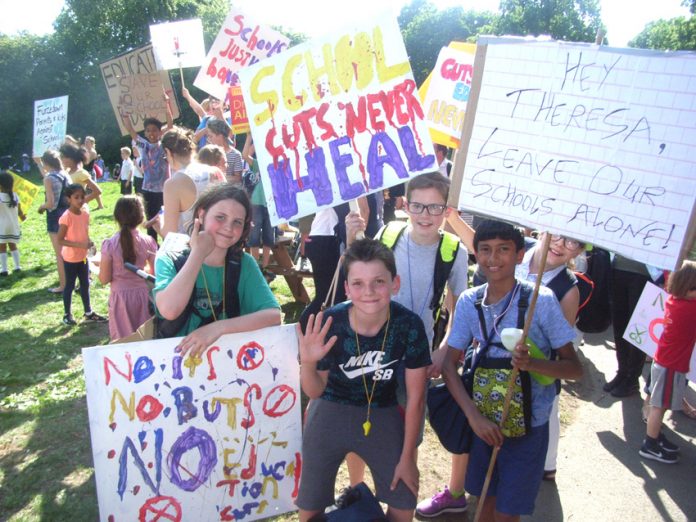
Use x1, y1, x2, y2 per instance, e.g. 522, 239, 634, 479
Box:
400, 3, 496, 85
629, 16, 696, 50
493, 0, 603, 42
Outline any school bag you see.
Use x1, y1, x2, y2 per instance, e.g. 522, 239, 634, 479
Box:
377, 220, 459, 348
576, 247, 611, 333
154, 248, 243, 339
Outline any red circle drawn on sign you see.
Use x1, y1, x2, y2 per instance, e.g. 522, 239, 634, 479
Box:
138, 495, 182, 522
263, 384, 297, 418
236, 341, 264, 371
649, 317, 665, 345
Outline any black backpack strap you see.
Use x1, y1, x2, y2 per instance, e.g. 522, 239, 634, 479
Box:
155, 249, 195, 339
224, 248, 243, 319
430, 231, 459, 320
516, 281, 531, 330
545, 268, 576, 303
474, 285, 488, 344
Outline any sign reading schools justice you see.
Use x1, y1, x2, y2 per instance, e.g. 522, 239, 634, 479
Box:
454, 39, 696, 270
238, 16, 436, 225
83, 325, 301, 522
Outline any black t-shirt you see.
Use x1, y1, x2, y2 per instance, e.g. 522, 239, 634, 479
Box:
317, 301, 431, 407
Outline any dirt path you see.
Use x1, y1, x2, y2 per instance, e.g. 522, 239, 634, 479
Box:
414, 330, 696, 521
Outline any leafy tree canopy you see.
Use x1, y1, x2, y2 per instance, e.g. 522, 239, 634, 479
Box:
629, 15, 696, 50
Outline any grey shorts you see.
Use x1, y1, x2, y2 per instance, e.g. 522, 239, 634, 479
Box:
649, 362, 686, 410
296, 398, 416, 512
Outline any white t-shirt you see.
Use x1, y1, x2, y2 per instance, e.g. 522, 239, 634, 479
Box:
120, 158, 134, 181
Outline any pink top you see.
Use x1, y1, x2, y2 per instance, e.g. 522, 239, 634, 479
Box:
101, 230, 157, 290
59, 208, 89, 262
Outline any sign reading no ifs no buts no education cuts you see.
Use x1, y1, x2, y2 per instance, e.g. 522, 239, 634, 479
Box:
83, 325, 302, 522
238, 15, 436, 225
451, 39, 696, 270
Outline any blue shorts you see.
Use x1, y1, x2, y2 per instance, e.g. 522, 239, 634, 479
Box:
46, 207, 66, 233
466, 423, 549, 516
249, 205, 275, 247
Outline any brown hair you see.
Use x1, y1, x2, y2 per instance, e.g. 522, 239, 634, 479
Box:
197, 144, 225, 167
406, 171, 450, 202
161, 126, 195, 159
113, 196, 145, 265
666, 260, 696, 298
190, 184, 251, 252
343, 238, 397, 279
41, 150, 63, 171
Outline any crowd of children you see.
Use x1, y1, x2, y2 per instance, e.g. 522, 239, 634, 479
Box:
3, 92, 694, 522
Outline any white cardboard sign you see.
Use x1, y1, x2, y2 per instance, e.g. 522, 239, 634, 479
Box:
193, 8, 290, 100
623, 281, 696, 381
83, 325, 301, 521
150, 19, 206, 70
238, 15, 436, 225
32, 95, 68, 156
455, 39, 696, 270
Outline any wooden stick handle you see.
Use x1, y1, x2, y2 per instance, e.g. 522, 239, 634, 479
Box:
474, 232, 552, 522
348, 199, 365, 240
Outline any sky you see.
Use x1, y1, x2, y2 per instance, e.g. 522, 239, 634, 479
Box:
0, 0, 691, 47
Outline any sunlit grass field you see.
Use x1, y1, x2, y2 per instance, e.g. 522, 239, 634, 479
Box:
0, 176, 306, 521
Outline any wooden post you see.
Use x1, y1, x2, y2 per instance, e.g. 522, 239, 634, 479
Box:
473, 232, 552, 521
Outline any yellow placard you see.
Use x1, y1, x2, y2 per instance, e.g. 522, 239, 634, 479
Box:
8, 170, 40, 211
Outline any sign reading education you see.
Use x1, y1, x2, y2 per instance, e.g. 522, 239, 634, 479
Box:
194, 8, 290, 100
100, 45, 180, 135
83, 325, 301, 522
624, 281, 696, 381
453, 39, 696, 270
421, 43, 476, 146
238, 16, 436, 225
32, 95, 68, 156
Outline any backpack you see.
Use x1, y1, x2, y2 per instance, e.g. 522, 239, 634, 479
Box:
545, 267, 594, 318
377, 221, 460, 347
242, 168, 260, 196
155, 248, 243, 339
576, 247, 612, 333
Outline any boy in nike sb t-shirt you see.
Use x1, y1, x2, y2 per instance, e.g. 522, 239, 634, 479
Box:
296, 238, 431, 522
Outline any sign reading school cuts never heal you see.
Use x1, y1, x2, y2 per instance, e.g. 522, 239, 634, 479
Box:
83, 325, 301, 522
453, 39, 696, 270
238, 16, 436, 225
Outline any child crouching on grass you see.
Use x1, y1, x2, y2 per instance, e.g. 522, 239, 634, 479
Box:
639, 260, 696, 464
296, 238, 431, 522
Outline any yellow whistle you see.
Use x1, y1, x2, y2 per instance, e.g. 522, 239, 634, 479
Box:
362, 420, 372, 436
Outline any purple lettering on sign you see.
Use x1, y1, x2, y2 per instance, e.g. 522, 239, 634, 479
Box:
167, 427, 217, 492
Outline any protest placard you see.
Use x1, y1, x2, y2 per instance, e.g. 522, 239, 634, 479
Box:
420, 42, 476, 147
229, 85, 250, 134
450, 38, 696, 270
100, 45, 180, 135
150, 19, 206, 71
8, 171, 39, 211
194, 8, 290, 100
624, 281, 696, 381
238, 15, 436, 225
83, 325, 301, 522
32, 95, 67, 156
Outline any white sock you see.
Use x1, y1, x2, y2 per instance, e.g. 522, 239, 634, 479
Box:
11, 250, 20, 269
0, 252, 7, 273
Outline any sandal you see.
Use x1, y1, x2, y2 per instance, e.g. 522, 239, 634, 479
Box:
543, 470, 556, 482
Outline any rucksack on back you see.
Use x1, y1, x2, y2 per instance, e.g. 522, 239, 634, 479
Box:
576, 247, 611, 333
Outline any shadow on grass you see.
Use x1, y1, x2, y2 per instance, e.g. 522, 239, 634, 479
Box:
0, 397, 98, 520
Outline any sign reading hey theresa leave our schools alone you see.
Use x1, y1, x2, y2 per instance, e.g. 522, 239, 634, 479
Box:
451, 39, 696, 270
194, 8, 290, 100
238, 15, 436, 225
83, 325, 302, 522
100, 44, 180, 135
32, 95, 68, 156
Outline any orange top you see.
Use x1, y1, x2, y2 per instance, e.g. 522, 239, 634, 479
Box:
59, 208, 90, 262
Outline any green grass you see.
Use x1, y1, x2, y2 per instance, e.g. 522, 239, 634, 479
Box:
0, 176, 306, 521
